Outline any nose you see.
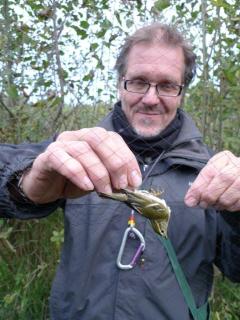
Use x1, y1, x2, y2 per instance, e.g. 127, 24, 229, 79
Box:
141, 86, 160, 105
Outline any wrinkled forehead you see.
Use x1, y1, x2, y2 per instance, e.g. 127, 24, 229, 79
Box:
125, 42, 185, 82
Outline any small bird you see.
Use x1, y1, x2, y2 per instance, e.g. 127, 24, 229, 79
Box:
99, 189, 171, 237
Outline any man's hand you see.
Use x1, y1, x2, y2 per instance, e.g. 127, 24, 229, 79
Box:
185, 151, 240, 212
20, 128, 142, 204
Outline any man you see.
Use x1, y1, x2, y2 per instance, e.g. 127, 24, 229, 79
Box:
1, 23, 240, 319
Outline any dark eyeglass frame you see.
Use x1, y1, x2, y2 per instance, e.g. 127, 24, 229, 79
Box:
123, 79, 184, 97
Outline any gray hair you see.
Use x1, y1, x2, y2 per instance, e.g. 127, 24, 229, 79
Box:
114, 23, 196, 88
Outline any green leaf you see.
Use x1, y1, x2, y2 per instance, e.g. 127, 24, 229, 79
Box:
24, 56, 33, 62
82, 73, 94, 81
101, 18, 112, 29
223, 37, 234, 46
7, 84, 18, 100
126, 19, 133, 29
96, 29, 107, 38
191, 11, 198, 20
71, 26, 88, 39
206, 18, 220, 34
114, 11, 122, 26
44, 80, 53, 87
222, 68, 236, 85
42, 60, 49, 69
97, 61, 104, 70
101, 0, 109, 10
90, 43, 99, 51
60, 68, 68, 79
80, 20, 89, 29
153, 0, 171, 12
210, 0, 230, 9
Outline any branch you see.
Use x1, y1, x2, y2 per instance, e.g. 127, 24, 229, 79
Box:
51, 0, 66, 124
0, 94, 15, 118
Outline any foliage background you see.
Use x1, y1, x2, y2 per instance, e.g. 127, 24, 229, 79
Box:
0, 0, 239, 319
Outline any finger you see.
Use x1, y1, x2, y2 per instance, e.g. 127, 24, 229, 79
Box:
76, 128, 142, 189
65, 141, 113, 193
184, 162, 219, 207
45, 142, 95, 191
92, 131, 142, 189
185, 151, 234, 207
57, 128, 142, 189
214, 175, 240, 210
26, 139, 113, 202
22, 144, 94, 203
57, 128, 100, 142
202, 153, 240, 208
224, 199, 240, 212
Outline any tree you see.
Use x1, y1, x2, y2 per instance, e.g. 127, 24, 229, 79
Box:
0, 0, 239, 318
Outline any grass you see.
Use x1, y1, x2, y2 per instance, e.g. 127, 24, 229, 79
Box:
0, 213, 63, 320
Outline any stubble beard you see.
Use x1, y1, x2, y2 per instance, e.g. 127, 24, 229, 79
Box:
132, 117, 163, 138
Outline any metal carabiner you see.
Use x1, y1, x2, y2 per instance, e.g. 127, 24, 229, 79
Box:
116, 226, 146, 270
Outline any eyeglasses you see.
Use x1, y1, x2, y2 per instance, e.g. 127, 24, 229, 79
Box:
123, 79, 184, 97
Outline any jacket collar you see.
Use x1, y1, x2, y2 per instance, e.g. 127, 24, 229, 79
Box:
99, 106, 211, 167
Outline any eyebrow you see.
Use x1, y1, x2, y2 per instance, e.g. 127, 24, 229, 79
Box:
127, 74, 181, 84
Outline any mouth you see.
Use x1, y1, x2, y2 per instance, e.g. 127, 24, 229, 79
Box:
135, 106, 165, 116
137, 110, 164, 116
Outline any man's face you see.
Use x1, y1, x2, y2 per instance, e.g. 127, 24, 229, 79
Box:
119, 43, 185, 137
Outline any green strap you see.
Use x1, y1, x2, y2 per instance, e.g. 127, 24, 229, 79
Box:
159, 236, 209, 320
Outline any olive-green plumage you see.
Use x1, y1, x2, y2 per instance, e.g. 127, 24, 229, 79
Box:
99, 189, 171, 237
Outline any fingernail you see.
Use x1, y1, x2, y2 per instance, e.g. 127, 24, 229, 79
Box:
199, 201, 208, 209
104, 184, 112, 194
119, 175, 128, 189
83, 176, 94, 190
131, 170, 142, 187
185, 196, 198, 207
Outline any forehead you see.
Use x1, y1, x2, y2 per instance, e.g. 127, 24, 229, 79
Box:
125, 43, 185, 82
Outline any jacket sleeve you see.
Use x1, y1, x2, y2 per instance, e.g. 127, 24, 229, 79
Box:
0, 138, 63, 220
215, 211, 240, 282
